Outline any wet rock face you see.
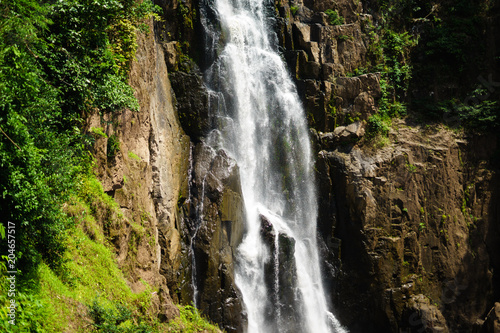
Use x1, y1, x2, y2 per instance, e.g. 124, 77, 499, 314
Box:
178, 142, 246, 332
169, 71, 213, 141
259, 215, 302, 333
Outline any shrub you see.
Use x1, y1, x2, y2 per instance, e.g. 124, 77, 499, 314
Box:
325, 9, 344, 25
366, 114, 390, 137
455, 89, 499, 131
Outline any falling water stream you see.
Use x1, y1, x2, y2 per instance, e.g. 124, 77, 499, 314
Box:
198, 0, 348, 331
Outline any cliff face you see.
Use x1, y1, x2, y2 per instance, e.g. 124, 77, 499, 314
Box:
321, 126, 499, 332
85, 19, 190, 321
88, 3, 246, 331
273, 0, 500, 332
90, 0, 500, 332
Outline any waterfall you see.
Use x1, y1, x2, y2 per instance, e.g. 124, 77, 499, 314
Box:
199, 0, 347, 331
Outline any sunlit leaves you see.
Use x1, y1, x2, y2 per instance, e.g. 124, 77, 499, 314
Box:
0, 0, 156, 276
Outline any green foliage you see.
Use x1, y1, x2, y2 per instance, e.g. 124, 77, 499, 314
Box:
178, 1, 195, 30
89, 299, 154, 333
366, 114, 390, 137
0, 0, 156, 278
369, 29, 417, 100
419, 88, 500, 130
337, 35, 351, 42
92, 127, 108, 138
128, 151, 141, 161
407, 0, 497, 130
327, 100, 338, 128
374, 0, 435, 29
290, 6, 298, 16
455, 89, 499, 131
413, 1, 480, 77
325, 9, 344, 26
361, 9, 416, 145
168, 305, 221, 333
107, 134, 121, 158
406, 163, 417, 173
0, 282, 51, 332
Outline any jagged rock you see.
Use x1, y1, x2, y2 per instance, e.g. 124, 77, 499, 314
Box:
319, 121, 365, 147
317, 120, 499, 332
181, 142, 246, 332
322, 62, 345, 81
158, 287, 181, 322
293, 22, 311, 49
164, 41, 179, 69
354, 92, 377, 120
405, 294, 450, 333
259, 215, 302, 333
335, 73, 382, 101
345, 121, 365, 137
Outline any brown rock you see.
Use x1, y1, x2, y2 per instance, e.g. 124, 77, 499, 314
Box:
483, 303, 500, 333
407, 295, 449, 333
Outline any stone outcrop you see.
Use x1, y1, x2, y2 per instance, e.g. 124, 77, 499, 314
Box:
178, 142, 246, 332
317, 121, 499, 332
276, 0, 380, 134
169, 71, 213, 140
260, 216, 301, 333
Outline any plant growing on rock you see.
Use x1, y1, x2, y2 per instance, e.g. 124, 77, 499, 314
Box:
366, 114, 390, 137
419, 222, 426, 232
325, 9, 344, 25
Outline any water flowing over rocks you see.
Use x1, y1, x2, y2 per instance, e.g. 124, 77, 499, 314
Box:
259, 215, 301, 333
273, 0, 500, 331
88, 0, 500, 331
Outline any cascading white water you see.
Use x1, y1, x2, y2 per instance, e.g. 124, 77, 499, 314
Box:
200, 0, 348, 332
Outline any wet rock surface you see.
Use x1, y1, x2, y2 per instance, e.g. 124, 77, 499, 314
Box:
259, 216, 302, 333
169, 71, 213, 141
177, 142, 246, 332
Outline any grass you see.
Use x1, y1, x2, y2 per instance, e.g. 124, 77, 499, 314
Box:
0, 175, 221, 332
128, 151, 142, 161
168, 305, 221, 333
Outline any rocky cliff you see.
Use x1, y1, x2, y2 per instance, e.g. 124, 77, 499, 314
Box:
84, 18, 191, 321
88, 3, 246, 331
91, 0, 500, 332
272, 0, 500, 332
